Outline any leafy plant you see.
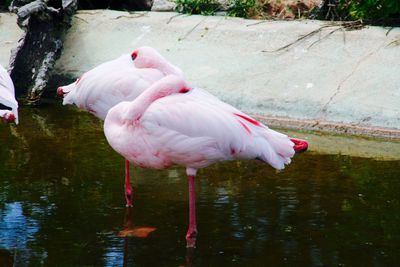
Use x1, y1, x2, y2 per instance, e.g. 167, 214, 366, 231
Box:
341, 0, 400, 22
316, 0, 400, 25
228, 0, 256, 18
175, 0, 221, 15
2, 0, 13, 8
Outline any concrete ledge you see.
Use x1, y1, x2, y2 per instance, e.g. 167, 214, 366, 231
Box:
2, 11, 400, 140
254, 115, 400, 139
54, 10, 400, 138
0, 13, 23, 67
282, 128, 400, 161
2, 11, 400, 159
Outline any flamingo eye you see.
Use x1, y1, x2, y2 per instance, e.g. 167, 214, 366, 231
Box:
179, 87, 190, 93
131, 51, 138, 61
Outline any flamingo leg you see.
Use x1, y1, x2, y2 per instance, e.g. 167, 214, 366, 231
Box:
186, 175, 198, 248
125, 159, 133, 207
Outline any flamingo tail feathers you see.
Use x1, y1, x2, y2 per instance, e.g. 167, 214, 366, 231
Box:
257, 129, 296, 170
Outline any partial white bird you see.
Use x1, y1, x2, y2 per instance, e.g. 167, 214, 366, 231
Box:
0, 64, 18, 124
57, 46, 184, 206
103, 75, 308, 248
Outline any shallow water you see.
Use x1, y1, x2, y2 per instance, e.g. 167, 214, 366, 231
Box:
1, 104, 399, 266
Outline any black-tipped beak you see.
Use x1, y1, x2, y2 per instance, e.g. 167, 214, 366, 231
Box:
131, 51, 138, 61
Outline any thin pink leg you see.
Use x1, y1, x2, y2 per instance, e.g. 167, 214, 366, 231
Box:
125, 159, 133, 207
186, 175, 198, 248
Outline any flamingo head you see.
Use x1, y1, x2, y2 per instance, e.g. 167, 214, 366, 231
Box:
130, 46, 184, 77
148, 75, 192, 97
56, 79, 80, 105
130, 46, 165, 69
56, 86, 65, 97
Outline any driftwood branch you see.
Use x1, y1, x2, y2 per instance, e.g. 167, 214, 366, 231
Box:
8, 0, 78, 105
262, 20, 363, 53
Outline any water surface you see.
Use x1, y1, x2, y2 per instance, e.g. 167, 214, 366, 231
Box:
0, 104, 399, 266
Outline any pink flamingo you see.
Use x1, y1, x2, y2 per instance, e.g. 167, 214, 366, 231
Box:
103, 75, 308, 248
0, 64, 18, 124
57, 47, 183, 207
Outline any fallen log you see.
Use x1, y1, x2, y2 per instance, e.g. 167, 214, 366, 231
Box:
8, 0, 77, 105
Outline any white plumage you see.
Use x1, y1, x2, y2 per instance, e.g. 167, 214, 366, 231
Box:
57, 46, 184, 207
103, 75, 307, 247
104, 75, 296, 172
0, 64, 18, 124
58, 46, 183, 120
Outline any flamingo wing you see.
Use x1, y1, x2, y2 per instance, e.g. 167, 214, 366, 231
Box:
141, 88, 295, 169
62, 54, 164, 119
0, 64, 18, 123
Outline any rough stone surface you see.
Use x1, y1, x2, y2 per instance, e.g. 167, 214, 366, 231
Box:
151, 0, 176, 11
78, 0, 153, 10
0, 13, 23, 67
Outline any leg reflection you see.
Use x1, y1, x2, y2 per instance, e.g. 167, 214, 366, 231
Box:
185, 247, 195, 267
118, 207, 157, 238
119, 207, 157, 266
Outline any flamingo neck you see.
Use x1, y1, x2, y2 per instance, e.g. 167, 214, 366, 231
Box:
158, 61, 183, 78
122, 79, 176, 122
134, 53, 183, 78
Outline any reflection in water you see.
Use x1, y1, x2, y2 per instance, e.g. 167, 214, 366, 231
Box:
0, 202, 39, 249
0, 103, 399, 266
112, 208, 157, 266
118, 208, 156, 238
103, 246, 123, 267
0, 202, 44, 266
0, 249, 14, 267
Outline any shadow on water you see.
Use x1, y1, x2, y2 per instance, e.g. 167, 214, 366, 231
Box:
0, 103, 399, 266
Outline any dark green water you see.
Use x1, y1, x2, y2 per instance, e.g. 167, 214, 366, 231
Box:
0, 104, 399, 266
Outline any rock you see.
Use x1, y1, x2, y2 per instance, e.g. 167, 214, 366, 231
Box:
311, 0, 339, 20
8, 0, 78, 104
216, 0, 232, 11
78, 0, 153, 11
16, 0, 59, 27
151, 0, 176, 11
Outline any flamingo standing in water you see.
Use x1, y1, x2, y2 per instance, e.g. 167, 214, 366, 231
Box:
57, 46, 183, 207
103, 75, 308, 247
0, 64, 18, 124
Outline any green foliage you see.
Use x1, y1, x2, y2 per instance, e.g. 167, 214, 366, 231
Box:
175, 0, 221, 15
2, 0, 12, 8
175, 0, 400, 24
175, 0, 257, 18
228, 0, 256, 18
339, 0, 400, 24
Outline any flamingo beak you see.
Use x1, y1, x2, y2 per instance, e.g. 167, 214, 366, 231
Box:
290, 138, 308, 153
7, 113, 15, 123
2, 112, 15, 124
57, 87, 65, 98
